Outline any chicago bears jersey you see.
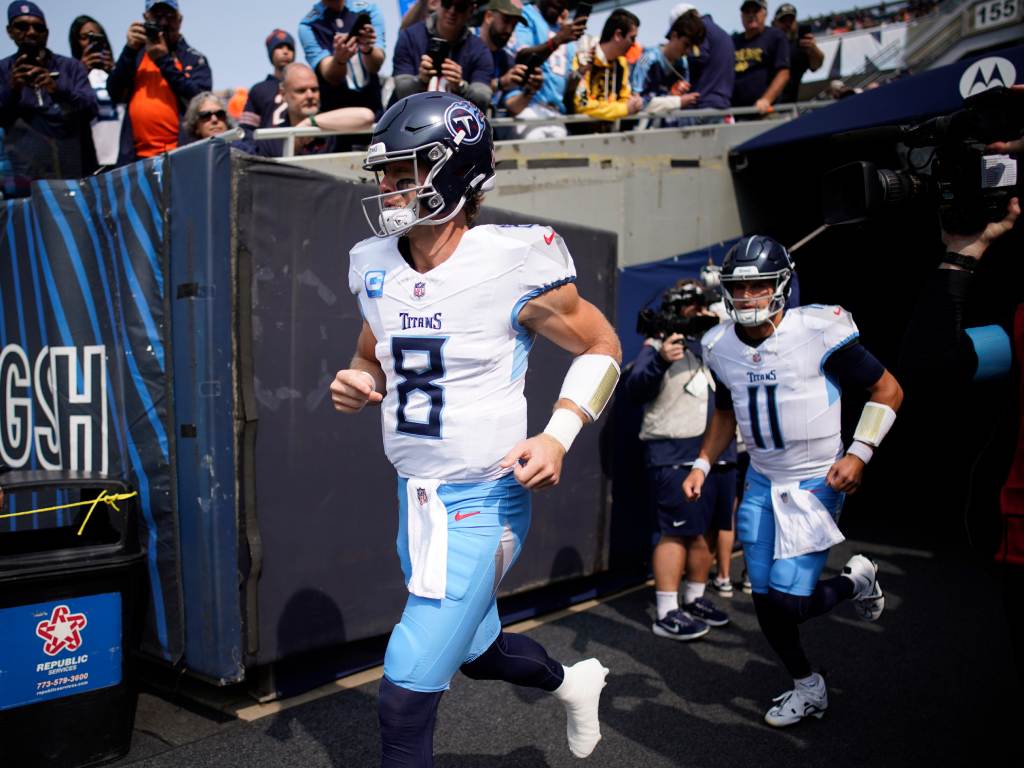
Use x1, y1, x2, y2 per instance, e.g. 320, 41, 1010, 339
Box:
349, 224, 577, 482
701, 305, 859, 483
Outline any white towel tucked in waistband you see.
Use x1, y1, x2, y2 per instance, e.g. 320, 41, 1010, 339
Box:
770, 483, 845, 560
406, 478, 448, 599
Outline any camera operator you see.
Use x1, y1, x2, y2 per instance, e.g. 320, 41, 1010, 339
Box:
900, 148, 1022, 675
0, 1, 98, 188
624, 279, 734, 641
107, 0, 212, 165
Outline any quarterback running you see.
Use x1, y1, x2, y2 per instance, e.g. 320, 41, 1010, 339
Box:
682, 235, 903, 727
330, 92, 621, 765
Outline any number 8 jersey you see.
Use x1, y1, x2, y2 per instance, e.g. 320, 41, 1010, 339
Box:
349, 224, 577, 482
701, 305, 860, 484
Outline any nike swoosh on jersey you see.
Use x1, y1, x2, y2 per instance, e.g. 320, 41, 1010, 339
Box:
672, 520, 687, 527
454, 511, 482, 521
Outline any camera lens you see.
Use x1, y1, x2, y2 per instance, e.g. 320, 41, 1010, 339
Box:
876, 169, 925, 205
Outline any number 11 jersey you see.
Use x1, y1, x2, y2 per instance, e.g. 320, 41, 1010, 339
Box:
701, 305, 860, 484
349, 224, 577, 482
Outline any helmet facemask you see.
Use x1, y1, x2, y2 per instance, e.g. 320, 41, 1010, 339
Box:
360, 142, 467, 237
721, 268, 791, 326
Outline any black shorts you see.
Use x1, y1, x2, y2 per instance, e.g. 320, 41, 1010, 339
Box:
650, 464, 736, 537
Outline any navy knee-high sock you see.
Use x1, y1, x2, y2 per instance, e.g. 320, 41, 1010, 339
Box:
459, 632, 565, 691
752, 591, 812, 679
378, 677, 445, 768
751, 578, 856, 680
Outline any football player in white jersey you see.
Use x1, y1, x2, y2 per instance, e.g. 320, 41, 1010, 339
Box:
682, 235, 903, 727
329, 92, 621, 766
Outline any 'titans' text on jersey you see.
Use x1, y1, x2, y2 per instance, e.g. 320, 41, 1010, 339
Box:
349, 225, 576, 482
701, 305, 859, 484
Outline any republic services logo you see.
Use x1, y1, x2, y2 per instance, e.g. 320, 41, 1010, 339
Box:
36, 605, 88, 656
958, 57, 1017, 99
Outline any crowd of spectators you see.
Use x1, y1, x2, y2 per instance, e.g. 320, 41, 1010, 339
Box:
806, 0, 939, 35
0, 0, 928, 195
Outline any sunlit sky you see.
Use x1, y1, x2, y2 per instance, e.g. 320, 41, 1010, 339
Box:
0, 0, 882, 90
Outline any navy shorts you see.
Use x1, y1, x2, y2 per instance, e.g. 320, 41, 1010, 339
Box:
651, 464, 736, 537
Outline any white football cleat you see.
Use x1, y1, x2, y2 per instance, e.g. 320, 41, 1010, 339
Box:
552, 658, 609, 758
843, 554, 884, 621
764, 675, 828, 728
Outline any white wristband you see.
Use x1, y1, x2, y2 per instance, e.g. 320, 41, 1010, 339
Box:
691, 458, 711, 475
543, 408, 584, 453
358, 370, 376, 392
846, 441, 874, 464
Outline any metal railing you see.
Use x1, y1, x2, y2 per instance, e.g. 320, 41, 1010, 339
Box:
253, 101, 833, 157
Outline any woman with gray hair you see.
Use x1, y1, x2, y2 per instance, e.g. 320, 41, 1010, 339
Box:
184, 91, 233, 141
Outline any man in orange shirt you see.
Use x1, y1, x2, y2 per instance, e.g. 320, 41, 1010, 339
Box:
107, 0, 211, 164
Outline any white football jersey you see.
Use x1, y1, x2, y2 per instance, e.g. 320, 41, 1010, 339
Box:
701, 305, 859, 484
349, 224, 577, 482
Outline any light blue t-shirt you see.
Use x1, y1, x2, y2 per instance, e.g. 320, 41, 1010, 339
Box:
512, 3, 575, 113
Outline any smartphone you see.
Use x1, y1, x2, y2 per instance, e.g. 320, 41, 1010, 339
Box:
16, 41, 41, 64
427, 36, 450, 75
85, 32, 112, 56
574, 1, 593, 20
352, 12, 373, 35
522, 52, 543, 84
798, 23, 812, 37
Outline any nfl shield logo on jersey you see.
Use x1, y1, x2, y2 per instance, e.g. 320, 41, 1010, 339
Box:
414, 282, 426, 299
416, 487, 429, 505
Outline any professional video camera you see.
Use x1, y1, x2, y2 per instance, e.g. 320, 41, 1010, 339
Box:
822, 86, 1023, 234
636, 281, 719, 340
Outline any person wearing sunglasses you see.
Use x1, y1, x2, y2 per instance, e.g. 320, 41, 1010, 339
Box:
0, 1, 99, 188
106, 0, 212, 165
392, 0, 494, 114
183, 91, 232, 142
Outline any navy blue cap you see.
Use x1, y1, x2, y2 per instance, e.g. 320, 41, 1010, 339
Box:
265, 28, 295, 60
7, 1, 45, 24
145, 0, 179, 11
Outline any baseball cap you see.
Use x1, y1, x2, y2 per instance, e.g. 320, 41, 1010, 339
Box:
741, 0, 767, 10
668, 3, 696, 25
145, 0, 179, 11
7, 1, 45, 23
485, 0, 528, 24
266, 28, 295, 60
774, 3, 797, 19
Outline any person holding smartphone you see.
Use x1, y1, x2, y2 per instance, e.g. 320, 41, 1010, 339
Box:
299, 0, 387, 116
511, 0, 588, 139
772, 3, 822, 104
0, 1, 98, 187
69, 14, 123, 168
478, 0, 541, 118
392, 0, 494, 113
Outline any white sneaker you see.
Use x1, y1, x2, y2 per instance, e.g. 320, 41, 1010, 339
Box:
552, 658, 609, 758
843, 554, 884, 621
764, 676, 828, 727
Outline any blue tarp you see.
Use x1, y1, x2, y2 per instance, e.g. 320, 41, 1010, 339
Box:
735, 45, 1024, 153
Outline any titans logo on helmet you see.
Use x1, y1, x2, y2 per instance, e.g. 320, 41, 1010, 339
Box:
443, 102, 485, 146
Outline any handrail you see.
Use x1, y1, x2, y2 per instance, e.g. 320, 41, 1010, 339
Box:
253, 101, 833, 157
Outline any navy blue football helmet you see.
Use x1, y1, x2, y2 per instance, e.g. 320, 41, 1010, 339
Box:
720, 235, 794, 326
361, 92, 495, 237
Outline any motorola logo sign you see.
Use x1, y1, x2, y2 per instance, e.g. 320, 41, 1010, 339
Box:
958, 56, 1017, 99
